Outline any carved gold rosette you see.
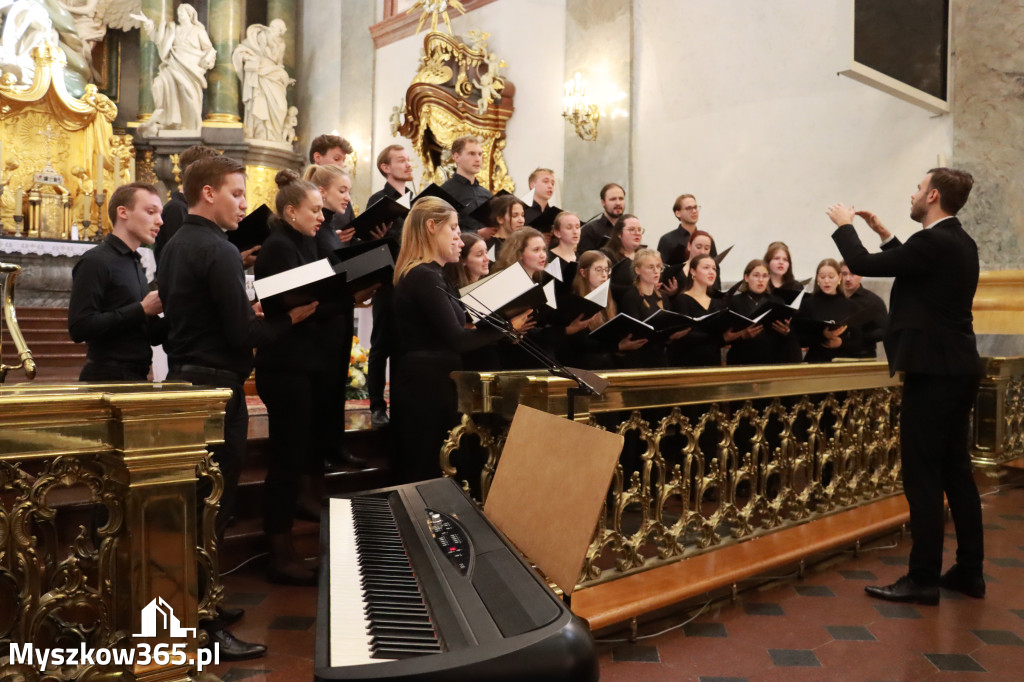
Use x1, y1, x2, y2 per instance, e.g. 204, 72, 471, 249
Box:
397, 31, 515, 193
0, 43, 130, 236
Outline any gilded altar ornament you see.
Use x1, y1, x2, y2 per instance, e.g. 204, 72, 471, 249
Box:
0, 42, 122, 235
407, 0, 466, 36
396, 31, 515, 193
563, 72, 599, 141
0, 263, 36, 382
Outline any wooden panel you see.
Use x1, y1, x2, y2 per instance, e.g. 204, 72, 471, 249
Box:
572, 495, 910, 631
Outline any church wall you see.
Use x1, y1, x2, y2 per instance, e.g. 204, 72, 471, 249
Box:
370, 0, 567, 197
296, 0, 344, 158
631, 0, 953, 282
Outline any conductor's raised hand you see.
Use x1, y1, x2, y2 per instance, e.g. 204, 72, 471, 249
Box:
826, 203, 856, 227
854, 209, 893, 242
288, 301, 319, 324
510, 309, 536, 333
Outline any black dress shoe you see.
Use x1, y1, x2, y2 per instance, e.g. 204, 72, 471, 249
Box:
864, 575, 939, 605
204, 626, 266, 661
371, 408, 390, 428
337, 448, 367, 468
940, 564, 986, 598
217, 606, 244, 627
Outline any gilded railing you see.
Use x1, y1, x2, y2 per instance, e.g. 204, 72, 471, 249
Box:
445, 363, 904, 587
0, 263, 37, 383
0, 382, 230, 682
972, 356, 1024, 466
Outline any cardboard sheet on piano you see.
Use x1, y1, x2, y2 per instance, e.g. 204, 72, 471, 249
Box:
483, 405, 623, 597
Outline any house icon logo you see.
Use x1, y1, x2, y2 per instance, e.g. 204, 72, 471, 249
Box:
134, 597, 198, 638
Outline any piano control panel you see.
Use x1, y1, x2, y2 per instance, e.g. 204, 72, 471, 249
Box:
426, 509, 471, 574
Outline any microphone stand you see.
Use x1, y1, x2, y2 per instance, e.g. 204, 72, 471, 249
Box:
440, 287, 609, 421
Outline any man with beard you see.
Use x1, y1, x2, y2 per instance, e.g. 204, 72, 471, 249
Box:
827, 168, 983, 606
578, 182, 626, 253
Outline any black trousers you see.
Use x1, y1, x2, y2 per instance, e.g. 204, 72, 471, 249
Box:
390, 352, 458, 484
79, 360, 149, 382
167, 368, 247, 541
255, 367, 333, 534
367, 286, 394, 413
900, 372, 983, 585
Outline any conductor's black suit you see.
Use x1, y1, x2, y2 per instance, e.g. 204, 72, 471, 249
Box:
832, 217, 983, 586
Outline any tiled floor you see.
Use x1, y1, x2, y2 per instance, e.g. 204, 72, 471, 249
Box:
209, 483, 1024, 681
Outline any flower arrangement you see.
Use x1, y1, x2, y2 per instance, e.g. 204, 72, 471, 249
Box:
348, 336, 369, 399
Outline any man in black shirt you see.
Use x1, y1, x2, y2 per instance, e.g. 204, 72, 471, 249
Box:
69, 182, 166, 381
578, 182, 625, 253
840, 261, 888, 358
155, 145, 222, 265
657, 193, 718, 264
159, 155, 316, 660
364, 144, 415, 427
441, 135, 494, 237
523, 167, 555, 225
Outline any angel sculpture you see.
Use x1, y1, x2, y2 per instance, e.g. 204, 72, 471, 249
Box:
0, 0, 60, 84
57, 0, 141, 81
232, 19, 295, 142
131, 4, 215, 132
472, 51, 503, 116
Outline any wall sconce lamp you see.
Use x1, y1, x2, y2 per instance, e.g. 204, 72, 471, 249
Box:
562, 72, 600, 141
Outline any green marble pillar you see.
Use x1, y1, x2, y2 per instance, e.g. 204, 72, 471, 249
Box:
267, 0, 296, 107
138, 0, 173, 120
205, 0, 244, 124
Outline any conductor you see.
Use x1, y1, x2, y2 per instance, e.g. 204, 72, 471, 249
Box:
826, 167, 983, 605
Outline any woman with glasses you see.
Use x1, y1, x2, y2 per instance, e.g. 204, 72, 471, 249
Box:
561, 250, 637, 369
618, 248, 687, 367
668, 253, 726, 367
602, 214, 646, 305
724, 259, 801, 365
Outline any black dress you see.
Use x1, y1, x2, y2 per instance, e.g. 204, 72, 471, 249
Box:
797, 291, 860, 363
726, 290, 801, 365
669, 293, 726, 367
618, 287, 667, 368
254, 225, 342, 535
391, 262, 503, 482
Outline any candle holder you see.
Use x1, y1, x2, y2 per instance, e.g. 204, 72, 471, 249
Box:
12, 214, 24, 237
93, 190, 107, 239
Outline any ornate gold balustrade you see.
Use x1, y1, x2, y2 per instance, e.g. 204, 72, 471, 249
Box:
0, 382, 230, 682
446, 362, 904, 588
973, 356, 1024, 466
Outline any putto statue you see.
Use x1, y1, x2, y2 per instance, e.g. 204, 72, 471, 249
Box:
132, 4, 214, 132
0, 0, 61, 84
232, 19, 295, 143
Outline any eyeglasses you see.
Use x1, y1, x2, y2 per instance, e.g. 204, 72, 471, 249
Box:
624, 227, 645, 235
682, 205, 701, 212
641, 264, 664, 272
590, 267, 610, 274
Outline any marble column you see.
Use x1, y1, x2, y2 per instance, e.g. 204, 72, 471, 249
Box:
563, 0, 633, 218
951, 0, 1024, 269
137, 0, 173, 120
267, 0, 296, 106
204, 0, 244, 124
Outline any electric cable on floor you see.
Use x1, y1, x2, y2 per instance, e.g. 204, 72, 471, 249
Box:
595, 599, 713, 644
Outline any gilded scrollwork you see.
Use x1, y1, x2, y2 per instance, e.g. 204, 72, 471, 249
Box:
245, 165, 280, 215
396, 31, 515, 193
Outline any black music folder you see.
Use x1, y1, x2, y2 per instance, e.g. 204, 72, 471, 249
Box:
346, 196, 409, 242
459, 262, 545, 321
333, 240, 397, 292
413, 183, 465, 211
642, 308, 696, 334
253, 258, 346, 316
589, 313, 655, 345
660, 262, 685, 285
554, 279, 609, 324
727, 292, 804, 331
527, 204, 562, 233
228, 204, 272, 252
793, 303, 870, 338
714, 244, 734, 264
468, 190, 515, 227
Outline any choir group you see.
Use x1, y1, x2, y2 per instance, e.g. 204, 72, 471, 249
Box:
65, 133, 889, 653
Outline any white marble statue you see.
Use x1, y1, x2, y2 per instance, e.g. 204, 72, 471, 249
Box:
232, 19, 295, 142
132, 4, 214, 132
57, 0, 140, 81
0, 0, 60, 84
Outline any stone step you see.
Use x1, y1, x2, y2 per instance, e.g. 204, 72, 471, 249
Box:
2, 328, 73, 341
7, 340, 82, 355
14, 307, 68, 319
9, 316, 69, 331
